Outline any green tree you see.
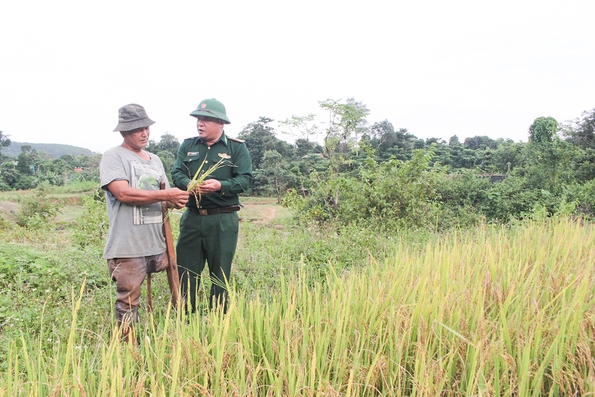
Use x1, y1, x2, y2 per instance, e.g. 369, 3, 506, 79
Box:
449, 135, 462, 147
489, 139, 525, 174
464, 136, 497, 150
367, 121, 415, 161
0, 161, 20, 190
258, 150, 296, 203
279, 114, 320, 143
319, 98, 369, 158
525, 117, 575, 194
16, 145, 36, 175
156, 150, 175, 185
37, 158, 71, 185
529, 116, 558, 145
238, 117, 294, 169
563, 108, 595, 149
0, 131, 11, 156
294, 138, 324, 158
146, 132, 180, 157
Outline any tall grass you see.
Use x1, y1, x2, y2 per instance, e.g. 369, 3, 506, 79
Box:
2, 218, 595, 396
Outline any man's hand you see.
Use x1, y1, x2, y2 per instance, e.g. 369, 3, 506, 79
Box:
166, 188, 190, 209
187, 179, 222, 195
196, 179, 222, 194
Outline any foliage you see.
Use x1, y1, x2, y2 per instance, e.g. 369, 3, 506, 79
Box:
15, 186, 64, 228
463, 135, 498, 150
434, 170, 491, 227
253, 150, 297, 203
6, 101, 595, 228
365, 120, 416, 161
528, 116, 559, 144
319, 97, 370, 166
0, 144, 101, 190
562, 108, 595, 149
278, 113, 320, 142
0, 130, 11, 155
72, 189, 109, 248
238, 117, 294, 170
0, 244, 108, 366
284, 148, 444, 230
145, 132, 180, 158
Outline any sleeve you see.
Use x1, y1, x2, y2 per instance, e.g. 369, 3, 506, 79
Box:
171, 141, 191, 190
219, 142, 254, 196
100, 150, 128, 190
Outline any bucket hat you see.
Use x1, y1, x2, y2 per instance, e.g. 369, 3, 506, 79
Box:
190, 98, 230, 124
113, 104, 156, 132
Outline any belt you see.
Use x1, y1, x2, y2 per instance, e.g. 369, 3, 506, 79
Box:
187, 205, 241, 216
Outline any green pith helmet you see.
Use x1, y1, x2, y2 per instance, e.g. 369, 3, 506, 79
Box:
189, 98, 230, 124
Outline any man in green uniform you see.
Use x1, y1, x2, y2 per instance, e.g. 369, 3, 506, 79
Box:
172, 98, 253, 313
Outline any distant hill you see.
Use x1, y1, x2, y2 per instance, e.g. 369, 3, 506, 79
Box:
1, 142, 97, 158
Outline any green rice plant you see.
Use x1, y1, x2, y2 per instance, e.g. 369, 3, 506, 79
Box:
186, 153, 234, 204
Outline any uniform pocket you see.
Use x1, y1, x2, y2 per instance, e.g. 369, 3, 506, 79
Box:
183, 155, 202, 164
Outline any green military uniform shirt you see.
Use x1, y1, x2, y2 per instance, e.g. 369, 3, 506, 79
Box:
171, 133, 253, 209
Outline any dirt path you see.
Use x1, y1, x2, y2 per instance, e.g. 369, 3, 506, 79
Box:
266, 207, 277, 221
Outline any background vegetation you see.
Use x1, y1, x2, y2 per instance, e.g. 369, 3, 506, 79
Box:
3, 100, 594, 230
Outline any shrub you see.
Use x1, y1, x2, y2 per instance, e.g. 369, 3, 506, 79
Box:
73, 189, 108, 247
15, 187, 64, 228
284, 149, 444, 231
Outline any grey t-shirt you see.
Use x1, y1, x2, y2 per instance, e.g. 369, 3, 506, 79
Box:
100, 146, 169, 259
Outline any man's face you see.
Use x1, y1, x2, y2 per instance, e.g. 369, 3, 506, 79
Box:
196, 116, 224, 144
122, 126, 150, 150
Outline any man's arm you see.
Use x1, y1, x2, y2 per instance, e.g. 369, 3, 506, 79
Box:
219, 143, 254, 195
106, 180, 189, 209
171, 141, 192, 191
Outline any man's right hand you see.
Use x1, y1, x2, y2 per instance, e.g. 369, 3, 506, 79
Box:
166, 188, 190, 209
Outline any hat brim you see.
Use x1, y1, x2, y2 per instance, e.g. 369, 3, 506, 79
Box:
190, 109, 230, 124
113, 118, 156, 132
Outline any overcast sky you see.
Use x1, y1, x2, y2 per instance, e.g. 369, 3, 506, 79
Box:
1, 0, 593, 154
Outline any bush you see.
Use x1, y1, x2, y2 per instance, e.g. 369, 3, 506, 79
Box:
15, 187, 64, 228
284, 149, 444, 231
434, 170, 491, 228
72, 189, 108, 247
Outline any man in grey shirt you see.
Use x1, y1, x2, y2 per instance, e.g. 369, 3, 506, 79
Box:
100, 104, 189, 342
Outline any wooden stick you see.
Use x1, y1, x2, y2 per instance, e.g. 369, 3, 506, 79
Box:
146, 273, 153, 312
160, 182, 181, 308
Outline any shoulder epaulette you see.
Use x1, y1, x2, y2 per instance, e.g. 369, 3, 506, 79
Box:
184, 136, 199, 141
227, 136, 245, 143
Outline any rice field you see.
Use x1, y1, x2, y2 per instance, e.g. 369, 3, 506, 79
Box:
1, 218, 595, 396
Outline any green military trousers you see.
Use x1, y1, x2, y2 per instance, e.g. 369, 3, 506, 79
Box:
176, 209, 239, 313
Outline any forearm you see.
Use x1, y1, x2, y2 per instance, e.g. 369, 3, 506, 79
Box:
111, 186, 172, 206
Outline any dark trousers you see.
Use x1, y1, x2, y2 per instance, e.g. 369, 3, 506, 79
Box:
176, 210, 239, 313
107, 252, 169, 324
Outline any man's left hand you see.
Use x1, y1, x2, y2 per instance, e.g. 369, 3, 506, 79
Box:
197, 179, 222, 194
